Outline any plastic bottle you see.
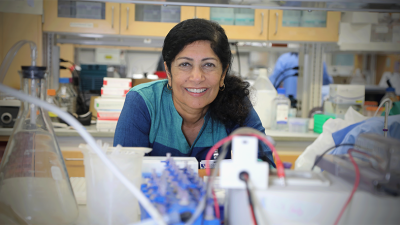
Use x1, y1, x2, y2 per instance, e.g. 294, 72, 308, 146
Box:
46, 89, 59, 122
271, 88, 290, 131
381, 87, 398, 104
252, 68, 277, 129
56, 77, 76, 114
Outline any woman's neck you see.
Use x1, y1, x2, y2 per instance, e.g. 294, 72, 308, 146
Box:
172, 96, 208, 127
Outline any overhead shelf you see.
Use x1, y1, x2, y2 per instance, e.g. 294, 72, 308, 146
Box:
339, 43, 400, 52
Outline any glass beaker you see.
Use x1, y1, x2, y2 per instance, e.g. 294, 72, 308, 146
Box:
0, 66, 79, 224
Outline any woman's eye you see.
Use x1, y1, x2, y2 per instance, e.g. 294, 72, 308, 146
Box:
204, 63, 215, 67
179, 62, 190, 67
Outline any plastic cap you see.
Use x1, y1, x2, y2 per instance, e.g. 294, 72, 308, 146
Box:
277, 88, 286, 95
364, 101, 378, 106
47, 89, 56, 96
59, 78, 70, 83
386, 87, 395, 92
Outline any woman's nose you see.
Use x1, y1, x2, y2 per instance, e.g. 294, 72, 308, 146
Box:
190, 66, 204, 82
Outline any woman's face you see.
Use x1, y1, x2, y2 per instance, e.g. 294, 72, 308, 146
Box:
165, 40, 226, 113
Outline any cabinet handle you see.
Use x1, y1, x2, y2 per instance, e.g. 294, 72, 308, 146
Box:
65, 158, 83, 161
111, 6, 115, 29
260, 12, 264, 35
274, 12, 279, 35
126, 7, 130, 30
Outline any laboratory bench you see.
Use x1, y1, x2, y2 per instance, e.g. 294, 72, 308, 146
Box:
0, 125, 319, 172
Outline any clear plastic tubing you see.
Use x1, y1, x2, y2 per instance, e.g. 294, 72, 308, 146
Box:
0, 40, 37, 83
0, 41, 165, 225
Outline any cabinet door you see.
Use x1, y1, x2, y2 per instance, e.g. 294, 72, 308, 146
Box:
43, 0, 120, 34
196, 7, 268, 41
120, 4, 195, 37
268, 10, 340, 42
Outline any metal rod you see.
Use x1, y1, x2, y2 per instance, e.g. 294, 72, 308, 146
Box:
384, 101, 390, 137
260, 12, 264, 35
127, 7, 130, 30
274, 12, 278, 35
111, 6, 115, 29
81, 0, 400, 12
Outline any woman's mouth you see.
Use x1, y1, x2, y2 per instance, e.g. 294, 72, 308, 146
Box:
186, 88, 207, 93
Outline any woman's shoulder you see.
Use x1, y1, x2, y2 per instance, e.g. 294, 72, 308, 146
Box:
130, 79, 168, 93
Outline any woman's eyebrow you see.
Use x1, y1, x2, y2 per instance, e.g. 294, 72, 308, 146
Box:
176, 57, 193, 61
202, 57, 217, 62
176, 57, 217, 61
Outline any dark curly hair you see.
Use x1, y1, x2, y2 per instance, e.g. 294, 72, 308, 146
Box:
162, 18, 251, 128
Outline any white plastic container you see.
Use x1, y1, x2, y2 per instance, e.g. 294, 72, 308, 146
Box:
101, 87, 130, 97
103, 77, 132, 88
95, 97, 125, 110
97, 111, 121, 121
271, 88, 290, 131
288, 118, 309, 133
96, 120, 118, 132
252, 69, 277, 129
80, 145, 151, 225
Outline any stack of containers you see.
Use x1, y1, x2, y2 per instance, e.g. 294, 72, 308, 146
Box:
95, 77, 132, 132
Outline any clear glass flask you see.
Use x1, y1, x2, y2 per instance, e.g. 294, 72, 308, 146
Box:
0, 66, 79, 224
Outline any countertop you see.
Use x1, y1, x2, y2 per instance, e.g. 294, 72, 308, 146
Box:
0, 125, 114, 138
0, 125, 319, 141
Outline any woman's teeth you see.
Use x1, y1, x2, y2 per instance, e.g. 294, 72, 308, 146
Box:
186, 88, 207, 93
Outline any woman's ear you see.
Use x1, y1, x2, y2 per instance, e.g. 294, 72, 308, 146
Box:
164, 62, 172, 85
220, 65, 229, 86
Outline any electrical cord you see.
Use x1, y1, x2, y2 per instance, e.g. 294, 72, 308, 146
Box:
334, 149, 368, 225
273, 66, 299, 88
311, 143, 355, 171
274, 73, 298, 88
60, 58, 89, 113
212, 189, 220, 219
239, 171, 258, 225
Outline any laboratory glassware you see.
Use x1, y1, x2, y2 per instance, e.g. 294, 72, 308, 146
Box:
0, 66, 79, 224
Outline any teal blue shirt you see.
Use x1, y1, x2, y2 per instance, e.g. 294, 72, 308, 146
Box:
114, 79, 275, 166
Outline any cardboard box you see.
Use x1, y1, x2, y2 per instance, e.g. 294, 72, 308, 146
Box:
338, 23, 372, 44
132, 78, 165, 87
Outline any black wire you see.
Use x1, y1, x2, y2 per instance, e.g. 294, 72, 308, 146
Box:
235, 43, 241, 77
275, 73, 298, 88
273, 67, 299, 88
239, 172, 258, 225
311, 143, 355, 171
71, 67, 89, 113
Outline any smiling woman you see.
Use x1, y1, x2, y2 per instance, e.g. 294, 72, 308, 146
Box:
113, 18, 275, 166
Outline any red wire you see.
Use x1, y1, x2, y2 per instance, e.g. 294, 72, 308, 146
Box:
249, 203, 258, 225
334, 149, 365, 225
211, 189, 220, 219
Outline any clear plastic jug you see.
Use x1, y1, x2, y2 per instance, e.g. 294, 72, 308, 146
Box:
0, 66, 79, 224
80, 143, 149, 225
252, 68, 277, 129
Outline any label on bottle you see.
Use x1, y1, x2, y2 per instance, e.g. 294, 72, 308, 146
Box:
276, 104, 289, 124
61, 86, 67, 95
51, 166, 63, 181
